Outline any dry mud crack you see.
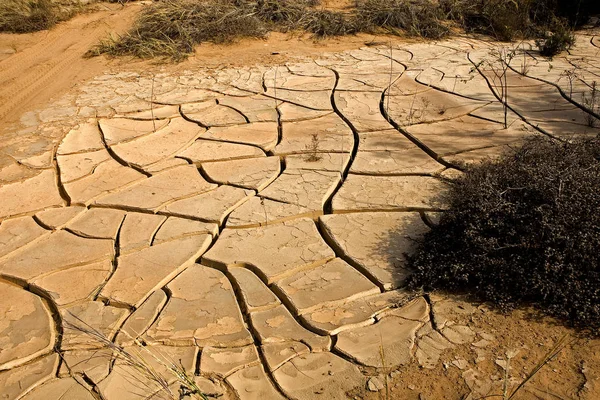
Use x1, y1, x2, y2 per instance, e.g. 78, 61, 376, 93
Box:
1, 31, 600, 400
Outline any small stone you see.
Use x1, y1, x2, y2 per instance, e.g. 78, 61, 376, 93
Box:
451, 359, 469, 370
495, 359, 510, 371
368, 377, 385, 392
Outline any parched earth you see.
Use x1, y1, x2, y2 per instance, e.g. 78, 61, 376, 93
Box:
0, 29, 600, 400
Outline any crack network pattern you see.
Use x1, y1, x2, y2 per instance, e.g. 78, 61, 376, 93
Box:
1, 32, 599, 400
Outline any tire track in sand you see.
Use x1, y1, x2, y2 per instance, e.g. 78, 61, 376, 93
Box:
0, 4, 140, 124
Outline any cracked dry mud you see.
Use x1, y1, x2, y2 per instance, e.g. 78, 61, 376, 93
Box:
1, 30, 600, 400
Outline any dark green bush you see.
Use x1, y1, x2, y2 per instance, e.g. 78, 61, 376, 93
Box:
441, 0, 598, 41
535, 19, 575, 57
408, 135, 600, 333
546, 0, 600, 27
442, 0, 532, 41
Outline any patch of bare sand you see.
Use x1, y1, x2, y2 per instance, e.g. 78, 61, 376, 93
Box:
0, 3, 141, 129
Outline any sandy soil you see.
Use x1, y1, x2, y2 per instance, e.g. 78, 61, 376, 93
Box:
0, 3, 141, 129
360, 298, 600, 400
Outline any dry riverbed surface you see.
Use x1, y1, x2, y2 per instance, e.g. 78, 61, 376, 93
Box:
0, 8, 599, 400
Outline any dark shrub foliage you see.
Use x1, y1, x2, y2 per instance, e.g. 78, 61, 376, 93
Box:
549, 0, 600, 27
355, 0, 449, 39
441, 0, 594, 41
535, 19, 575, 56
408, 135, 600, 333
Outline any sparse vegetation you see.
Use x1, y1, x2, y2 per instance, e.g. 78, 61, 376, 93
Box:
408, 135, 600, 333
582, 81, 599, 128
558, 68, 580, 99
406, 96, 431, 124
65, 314, 209, 400
254, 1, 358, 38
305, 133, 322, 161
478, 46, 516, 129
442, 0, 530, 41
253, 0, 318, 26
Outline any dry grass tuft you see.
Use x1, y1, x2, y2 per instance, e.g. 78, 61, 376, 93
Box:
87, 0, 267, 61
301, 8, 360, 37
64, 312, 209, 400
252, 0, 319, 25
354, 0, 449, 39
252, 0, 357, 37
0, 0, 73, 33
